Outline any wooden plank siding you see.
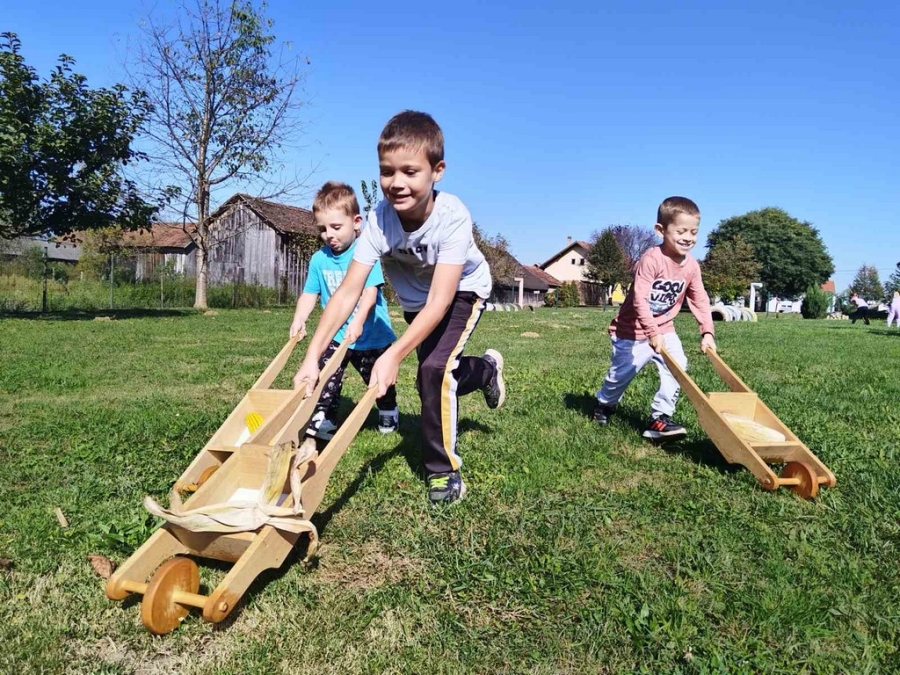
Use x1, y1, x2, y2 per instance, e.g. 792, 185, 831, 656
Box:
206, 199, 314, 296
135, 251, 197, 280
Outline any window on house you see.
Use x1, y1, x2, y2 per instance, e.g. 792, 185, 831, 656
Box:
571, 258, 576, 264
579, 259, 585, 265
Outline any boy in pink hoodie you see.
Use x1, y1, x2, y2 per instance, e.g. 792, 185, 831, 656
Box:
593, 196, 717, 441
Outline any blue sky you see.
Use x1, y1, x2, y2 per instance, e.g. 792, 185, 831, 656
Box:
6, 0, 899, 292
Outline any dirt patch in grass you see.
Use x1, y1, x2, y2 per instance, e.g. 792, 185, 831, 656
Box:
314, 542, 426, 591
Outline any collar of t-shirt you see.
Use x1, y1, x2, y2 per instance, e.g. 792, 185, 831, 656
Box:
394, 190, 441, 237
322, 240, 356, 262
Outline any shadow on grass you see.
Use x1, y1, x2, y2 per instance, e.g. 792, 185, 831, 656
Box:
867, 328, 900, 337
563, 391, 740, 475
0, 308, 193, 321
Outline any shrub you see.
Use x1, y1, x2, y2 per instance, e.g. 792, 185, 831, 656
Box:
543, 289, 558, 307
801, 285, 830, 319
559, 282, 579, 308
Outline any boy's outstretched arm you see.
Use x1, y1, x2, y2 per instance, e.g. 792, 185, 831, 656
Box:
290, 292, 319, 339
345, 285, 379, 344
293, 260, 372, 393
370, 263, 464, 396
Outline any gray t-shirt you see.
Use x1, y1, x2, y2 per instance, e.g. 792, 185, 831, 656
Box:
353, 191, 493, 312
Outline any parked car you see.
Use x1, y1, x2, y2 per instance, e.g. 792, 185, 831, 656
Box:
777, 301, 794, 313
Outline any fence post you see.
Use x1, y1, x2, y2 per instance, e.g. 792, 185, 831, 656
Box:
109, 254, 115, 310
42, 249, 49, 313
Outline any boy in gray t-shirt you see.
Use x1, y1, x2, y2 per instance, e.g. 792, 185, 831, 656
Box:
294, 110, 505, 504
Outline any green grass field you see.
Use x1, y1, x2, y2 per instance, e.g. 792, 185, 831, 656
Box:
2, 308, 899, 674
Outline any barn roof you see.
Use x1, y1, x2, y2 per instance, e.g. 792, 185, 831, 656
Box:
120, 222, 196, 250
522, 265, 561, 288
213, 193, 318, 236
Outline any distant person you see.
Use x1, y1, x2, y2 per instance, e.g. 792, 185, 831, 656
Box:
592, 196, 716, 441
290, 181, 399, 440
849, 293, 870, 325
887, 291, 900, 328
294, 111, 505, 504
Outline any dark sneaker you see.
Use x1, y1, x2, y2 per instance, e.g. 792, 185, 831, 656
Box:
642, 414, 687, 441
593, 403, 615, 425
377, 408, 399, 434
427, 471, 467, 504
482, 349, 506, 410
306, 411, 337, 441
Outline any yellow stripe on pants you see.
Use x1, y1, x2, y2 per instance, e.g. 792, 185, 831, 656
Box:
439, 299, 485, 470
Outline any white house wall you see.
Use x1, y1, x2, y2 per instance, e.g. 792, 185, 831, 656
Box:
543, 248, 589, 282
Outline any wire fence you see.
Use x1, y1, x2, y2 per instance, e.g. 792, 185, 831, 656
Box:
0, 256, 296, 312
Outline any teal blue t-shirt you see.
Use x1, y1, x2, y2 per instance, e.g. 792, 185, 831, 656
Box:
303, 241, 395, 350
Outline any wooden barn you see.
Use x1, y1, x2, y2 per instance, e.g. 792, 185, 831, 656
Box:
205, 193, 319, 294
122, 223, 197, 279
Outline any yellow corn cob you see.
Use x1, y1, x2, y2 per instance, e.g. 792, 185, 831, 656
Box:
245, 411, 264, 432
722, 413, 786, 443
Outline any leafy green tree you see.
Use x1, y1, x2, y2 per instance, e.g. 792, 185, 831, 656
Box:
558, 281, 579, 308
701, 235, 761, 302
15, 245, 46, 279
586, 227, 628, 305
883, 263, 900, 297
133, 0, 309, 308
473, 224, 519, 287
849, 264, 883, 301
0, 32, 154, 240
74, 226, 138, 283
705, 207, 833, 298
801, 285, 830, 319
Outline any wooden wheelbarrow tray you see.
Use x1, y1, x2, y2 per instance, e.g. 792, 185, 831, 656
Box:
106, 337, 378, 634
661, 348, 835, 499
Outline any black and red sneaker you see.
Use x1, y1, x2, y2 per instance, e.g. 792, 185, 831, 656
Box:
592, 403, 615, 426
642, 414, 686, 441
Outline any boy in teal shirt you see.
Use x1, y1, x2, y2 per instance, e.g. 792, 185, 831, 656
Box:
290, 181, 398, 439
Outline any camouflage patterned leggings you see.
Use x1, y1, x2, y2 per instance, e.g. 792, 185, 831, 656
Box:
313, 340, 398, 423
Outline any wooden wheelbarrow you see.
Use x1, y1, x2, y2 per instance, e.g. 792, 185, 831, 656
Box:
105, 337, 379, 634
661, 348, 835, 499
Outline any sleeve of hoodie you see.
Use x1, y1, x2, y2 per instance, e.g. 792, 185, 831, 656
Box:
631, 252, 662, 338
685, 261, 715, 336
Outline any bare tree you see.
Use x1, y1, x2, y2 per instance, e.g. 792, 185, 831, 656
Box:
131, 0, 310, 307
360, 180, 379, 215
609, 224, 658, 271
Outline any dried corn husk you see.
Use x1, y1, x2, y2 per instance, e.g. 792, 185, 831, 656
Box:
144, 440, 319, 554
721, 413, 786, 443
261, 443, 294, 505
144, 495, 317, 535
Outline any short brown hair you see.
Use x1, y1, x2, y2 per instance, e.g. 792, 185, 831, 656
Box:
657, 196, 700, 228
312, 181, 360, 217
377, 110, 444, 167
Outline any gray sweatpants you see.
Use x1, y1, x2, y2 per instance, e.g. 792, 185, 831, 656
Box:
596, 332, 688, 418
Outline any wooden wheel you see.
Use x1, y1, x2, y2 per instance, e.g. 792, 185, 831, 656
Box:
141, 557, 200, 635
782, 461, 818, 499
